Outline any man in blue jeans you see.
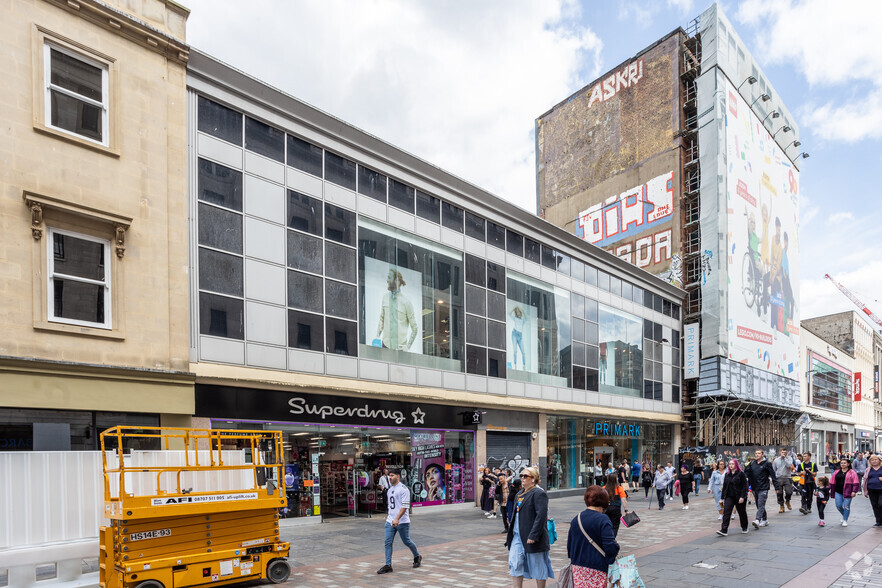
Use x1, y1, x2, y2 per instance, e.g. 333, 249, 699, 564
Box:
377, 467, 422, 574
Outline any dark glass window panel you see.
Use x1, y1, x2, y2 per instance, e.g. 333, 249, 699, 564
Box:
325, 242, 356, 283
244, 116, 284, 162
644, 341, 655, 361
198, 203, 242, 254
524, 238, 540, 264
622, 282, 633, 301
586, 345, 599, 369
597, 271, 610, 291
466, 284, 486, 316
197, 96, 242, 145
287, 190, 322, 235
52, 233, 105, 280
326, 280, 357, 319
199, 292, 243, 339
198, 158, 243, 211
644, 359, 654, 378
486, 222, 505, 249
466, 315, 486, 346
654, 381, 663, 401
632, 285, 644, 304
584, 265, 597, 286
465, 254, 485, 287
572, 294, 585, 320
644, 319, 653, 339
441, 202, 463, 231
358, 166, 387, 202
541, 245, 556, 269
672, 329, 681, 349
465, 212, 485, 240
505, 231, 524, 257
486, 262, 505, 293
610, 276, 622, 297
585, 298, 598, 323
673, 366, 681, 384
325, 203, 355, 246
198, 248, 242, 297
672, 384, 680, 404
585, 368, 599, 391
388, 179, 415, 213
572, 317, 585, 343
466, 345, 487, 375
654, 361, 664, 382
573, 366, 587, 390
325, 152, 356, 190
52, 279, 104, 323
415, 190, 440, 223
571, 259, 585, 282
51, 49, 101, 100
654, 294, 664, 313
487, 291, 506, 322
573, 342, 587, 367
488, 320, 506, 350
326, 318, 357, 356
644, 290, 653, 308
488, 348, 506, 379
286, 135, 323, 177
644, 380, 654, 399
558, 253, 571, 275
653, 322, 663, 342
673, 304, 681, 320
287, 231, 323, 274
585, 323, 598, 346
288, 310, 323, 351
287, 270, 323, 313
663, 299, 672, 317
673, 348, 680, 366
50, 90, 101, 141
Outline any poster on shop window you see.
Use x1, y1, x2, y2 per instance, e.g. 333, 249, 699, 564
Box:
410, 431, 445, 506
363, 257, 423, 354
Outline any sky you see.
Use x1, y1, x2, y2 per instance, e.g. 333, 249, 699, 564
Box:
182, 0, 882, 330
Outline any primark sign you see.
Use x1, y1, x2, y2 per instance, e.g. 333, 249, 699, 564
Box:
196, 384, 462, 429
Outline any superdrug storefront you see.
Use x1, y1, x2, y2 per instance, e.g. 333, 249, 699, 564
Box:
196, 385, 476, 521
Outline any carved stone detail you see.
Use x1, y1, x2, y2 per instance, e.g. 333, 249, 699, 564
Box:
30, 202, 44, 240
114, 224, 126, 258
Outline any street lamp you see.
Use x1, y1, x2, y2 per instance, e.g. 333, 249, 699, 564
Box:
760, 111, 780, 127
750, 93, 771, 108
785, 140, 801, 151
737, 75, 757, 91
772, 125, 792, 139
796, 152, 810, 160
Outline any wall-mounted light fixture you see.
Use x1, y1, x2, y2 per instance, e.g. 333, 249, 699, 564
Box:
772, 125, 792, 139
760, 111, 780, 126
750, 93, 771, 108
737, 75, 757, 91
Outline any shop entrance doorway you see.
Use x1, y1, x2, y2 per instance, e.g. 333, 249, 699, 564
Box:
595, 446, 614, 479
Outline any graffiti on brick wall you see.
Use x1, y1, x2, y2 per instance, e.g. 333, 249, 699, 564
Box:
587, 59, 645, 108
614, 230, 675, 271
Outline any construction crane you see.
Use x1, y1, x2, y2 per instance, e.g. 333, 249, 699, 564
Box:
824, 273, 882, 329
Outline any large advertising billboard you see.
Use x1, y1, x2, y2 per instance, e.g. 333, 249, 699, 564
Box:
725, 78, 800, 380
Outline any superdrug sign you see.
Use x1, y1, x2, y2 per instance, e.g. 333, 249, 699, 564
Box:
196, 385, 463, 429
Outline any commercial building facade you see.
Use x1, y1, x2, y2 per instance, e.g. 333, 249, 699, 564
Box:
536, 3, 805, 449
186, 49, 684, 519
0, 0, 193, 450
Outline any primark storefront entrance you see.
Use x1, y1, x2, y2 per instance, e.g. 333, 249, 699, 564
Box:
196, 385, 476, 523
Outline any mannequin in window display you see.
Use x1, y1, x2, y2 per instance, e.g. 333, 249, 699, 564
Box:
509, 306, 527, 370
599, 342, 608, 383
376, 268, 418, 351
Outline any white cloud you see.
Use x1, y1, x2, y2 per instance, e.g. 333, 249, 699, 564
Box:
666, 0, 695, 14
183, 0, 602, 211
828, 211, 855, 223
735, 0, 882, 143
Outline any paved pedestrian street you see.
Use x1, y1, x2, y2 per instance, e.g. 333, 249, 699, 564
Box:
279, 491, 882, 587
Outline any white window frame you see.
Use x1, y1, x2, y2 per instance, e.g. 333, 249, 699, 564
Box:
43, 42, 109, 146
47, 227, 112, 329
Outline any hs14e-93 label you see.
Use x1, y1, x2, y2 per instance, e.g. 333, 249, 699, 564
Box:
129, 528, 171, 541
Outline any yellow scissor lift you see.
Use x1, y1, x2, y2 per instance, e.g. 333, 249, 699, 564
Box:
99, 426, 291, 588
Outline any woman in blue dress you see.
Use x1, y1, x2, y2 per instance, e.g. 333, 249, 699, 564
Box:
708, 459, 726, 520
505, 466, 554, 587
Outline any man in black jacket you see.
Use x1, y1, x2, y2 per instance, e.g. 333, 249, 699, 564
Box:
745, 449, 780, 529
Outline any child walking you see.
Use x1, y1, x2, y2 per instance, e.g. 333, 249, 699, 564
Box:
816, 476, 830, 527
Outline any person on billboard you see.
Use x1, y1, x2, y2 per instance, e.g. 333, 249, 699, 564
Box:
376, 268, 418, 352
745, 209, 764, 314
510, 306, 527, 370
759, 200, 772, 314
768, 217, 785, 332
424, 463, 446, 502
781, 231, 793, 326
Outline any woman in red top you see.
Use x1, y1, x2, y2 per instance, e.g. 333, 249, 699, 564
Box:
602, 474, 628, 537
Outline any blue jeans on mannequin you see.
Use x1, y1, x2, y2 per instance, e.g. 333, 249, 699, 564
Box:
384, 522, 420, 566
511, 329, 525, 369
834, 493, 853, 522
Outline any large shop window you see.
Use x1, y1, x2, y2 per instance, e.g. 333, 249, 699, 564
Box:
809, 354, 852, 415
505, 272, 570, 387
598, 305, 643, 396
358, 218, 464, 370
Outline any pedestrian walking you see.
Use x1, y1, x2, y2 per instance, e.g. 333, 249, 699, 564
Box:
603, 473, 628, 537
692, 461, 704, 494
708, 460, 725, 520
716, 459, 749, 536
617, 461, 629, 488
831, 458, 860, 526
630, 460, 642, 492
773, 447, 795, 513
376, 468, 422, 574
505, 466, 554, 588
677, 465, 695, 510
853, 452, 868, 495
798, 452, 818, 514
496, 473, 511, 532
378, 468, 391, 509
641, 464, 653, 499
506, 477, 522, 524
815, 476, 830, 527
567, 485, 621, 587
481, 467, 496, 516
665, 461, 676, 498
652, 464, 671, 510
862, 454, 882, 527
745, 449, 779, 528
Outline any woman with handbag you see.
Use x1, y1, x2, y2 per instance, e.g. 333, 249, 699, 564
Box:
505, 466, 554, 587
602, 474, 628, 537
565, 485, 620, 587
